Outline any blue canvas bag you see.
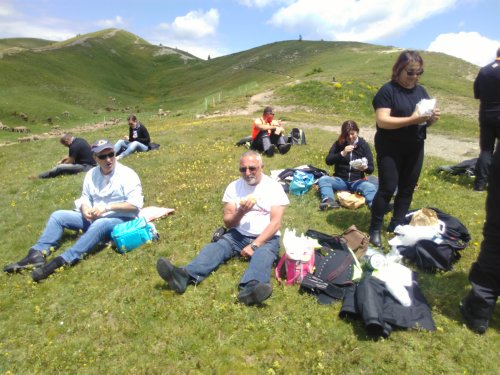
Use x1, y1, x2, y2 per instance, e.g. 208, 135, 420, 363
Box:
289, 170, 315, 196
111, 217, 157, 253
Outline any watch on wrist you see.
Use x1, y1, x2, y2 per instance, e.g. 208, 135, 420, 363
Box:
250, 243, 259, 251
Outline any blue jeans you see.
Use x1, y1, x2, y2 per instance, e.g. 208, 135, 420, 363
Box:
114, 140, 149, 158
184, 229, 280, 287
32, 210, 127, 263
318, 176, 377, 207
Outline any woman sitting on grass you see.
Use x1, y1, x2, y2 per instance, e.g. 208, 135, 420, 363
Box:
317, 120, 377, 210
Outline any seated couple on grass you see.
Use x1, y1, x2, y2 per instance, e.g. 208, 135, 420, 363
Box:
157, 150, 289, 306
318, 120, 377, 211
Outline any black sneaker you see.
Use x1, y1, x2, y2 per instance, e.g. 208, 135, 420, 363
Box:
460, 297, 489, 334
156, 257, 190, 294
237, 281, 272, 306
4, 249, 46, 273
319, 197, 340, 211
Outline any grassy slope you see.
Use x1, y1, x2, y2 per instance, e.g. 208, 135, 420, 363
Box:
0, 31, 496, 374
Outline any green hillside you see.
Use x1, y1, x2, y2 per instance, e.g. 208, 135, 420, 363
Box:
0, 37, 53, 52
0, 29, 480, 142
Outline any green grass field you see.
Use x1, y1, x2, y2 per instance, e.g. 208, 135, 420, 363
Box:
0, 29, 498, 374
0, 114, 498, 374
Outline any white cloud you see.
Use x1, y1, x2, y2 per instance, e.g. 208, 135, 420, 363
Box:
0, 2, 16, 17
157, 9, 219, 40
268, 0, 457, 42
151, 8, 223, 59
0, 20, 75, 41
96, 16, 126, 29
428, 32, 500, 66
238, 0, 291, 8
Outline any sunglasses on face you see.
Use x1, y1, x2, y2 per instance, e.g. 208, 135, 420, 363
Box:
405, 69, 424, 76
96, 151, 115, 160
239, 166, 258, 173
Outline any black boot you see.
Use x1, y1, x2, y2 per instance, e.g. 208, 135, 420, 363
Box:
264, 145, 276, 157
237, 281, 272, 306
369, 229, 382, 247
278, 143, 292, 155
4, 249, 46, 273
156, 257, 190, 294
32, 256, 67, 282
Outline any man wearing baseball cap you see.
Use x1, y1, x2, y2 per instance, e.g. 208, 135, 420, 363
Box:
4, 139, 144, 281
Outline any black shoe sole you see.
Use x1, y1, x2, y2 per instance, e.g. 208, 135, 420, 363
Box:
238, 283, 272, 305
156, 258, 186, 294
4, 259, 46, 273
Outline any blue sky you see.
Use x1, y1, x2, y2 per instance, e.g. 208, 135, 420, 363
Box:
0, 0, 499, 66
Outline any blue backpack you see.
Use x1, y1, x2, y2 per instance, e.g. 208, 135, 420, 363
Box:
111, 217, 157, 253
289, 170, 315, 196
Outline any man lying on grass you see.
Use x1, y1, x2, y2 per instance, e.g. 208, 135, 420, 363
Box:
4, 139, 143, 282
157, 150, 289, 306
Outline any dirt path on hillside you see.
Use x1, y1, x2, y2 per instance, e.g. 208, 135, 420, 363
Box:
1, 89, 480, 162
237, 90, 479, 163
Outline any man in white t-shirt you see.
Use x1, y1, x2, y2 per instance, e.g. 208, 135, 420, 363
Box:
157, 151, 289, 305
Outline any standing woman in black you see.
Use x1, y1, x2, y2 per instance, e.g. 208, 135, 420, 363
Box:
368, 50, 440, 247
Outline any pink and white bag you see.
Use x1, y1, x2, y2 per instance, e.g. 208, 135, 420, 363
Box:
275, 229, 316, 285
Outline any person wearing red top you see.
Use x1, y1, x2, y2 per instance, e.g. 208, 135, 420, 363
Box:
251, 106, 291, 157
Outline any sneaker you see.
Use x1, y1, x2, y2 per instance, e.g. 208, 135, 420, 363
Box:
460, 297, 489, 334
319, 197, 340, 211
4, 249, 46, 273
237, 281, 272, 306
156, 257, 190, 294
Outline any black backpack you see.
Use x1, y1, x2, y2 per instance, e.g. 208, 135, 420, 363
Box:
398, 207, 470, 272
299, 229, 356, 304
288, 128, 306, 145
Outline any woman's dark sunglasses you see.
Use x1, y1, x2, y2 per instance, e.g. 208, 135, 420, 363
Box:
96, 151, 115, 160
405, 69, 424, 76
239, 166, 258, 173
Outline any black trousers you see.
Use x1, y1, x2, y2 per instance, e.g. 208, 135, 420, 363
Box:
468, 138, 500, 318
251, 130, 286, 152
474, 116, 500, 187
370, 139, 424, 230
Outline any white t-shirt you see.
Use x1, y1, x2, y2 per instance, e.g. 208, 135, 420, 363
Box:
223, 174, 289, 236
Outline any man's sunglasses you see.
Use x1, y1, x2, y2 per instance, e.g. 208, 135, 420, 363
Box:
239, 166, 258, 173
96, 151, 115, 160
405, 69, 424, 76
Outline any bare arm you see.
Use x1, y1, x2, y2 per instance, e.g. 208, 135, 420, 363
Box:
240, 205, 286, 257
376, 106, 441, 130
223, 201, 250, 229
254, 118, 282, 132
